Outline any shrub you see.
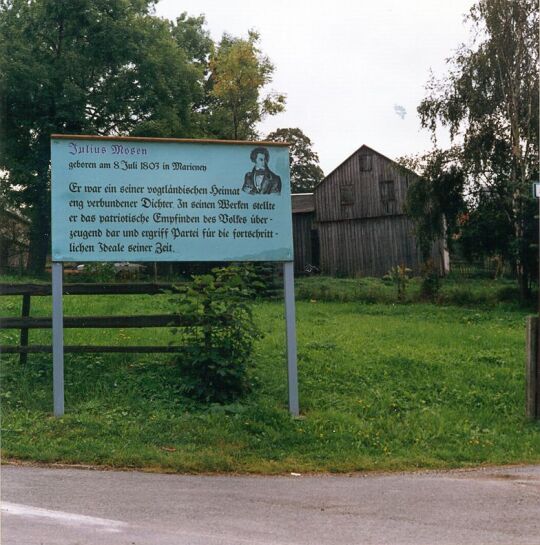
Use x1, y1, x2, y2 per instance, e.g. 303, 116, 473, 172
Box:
420, 259, 441, 300
77, 262, 116, 283
170, 265, 261, 403
384, 265, 412, 302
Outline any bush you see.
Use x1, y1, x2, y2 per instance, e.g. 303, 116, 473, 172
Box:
77, 262, 116, 283
384, 265, 412, 302
420, 259, 441, 300
171, 265, 261, 403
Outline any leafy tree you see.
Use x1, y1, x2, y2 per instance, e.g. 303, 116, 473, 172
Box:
418, 0, 539, 297
0, 0, 203, 272
265, 128, 324, 193
400, 149, 465, 297
401, 148, 465, 261
169, 12, 215, 140
206, 31, 285, 140
170, 12, 213, 69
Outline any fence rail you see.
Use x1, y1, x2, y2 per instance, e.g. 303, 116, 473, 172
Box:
0, 282, 179, 296
0, 282, 191, 360
0, 314, 191, 330
1, 345, 184, 354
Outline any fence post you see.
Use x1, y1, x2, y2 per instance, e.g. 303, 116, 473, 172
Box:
19, 293, 31, 365
526, 316, 539, 419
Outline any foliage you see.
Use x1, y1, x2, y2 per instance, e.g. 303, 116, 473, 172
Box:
206, 31, 286, 140
0, 0, 204, 272
401, 148, 465, 261
384, 265, 412, 302
170, 12, 213, 69
457, 193, 515, 264
417, 0, 539, 298
400, 149, 464, 299
265, 128, 324, 193
294, 275, 526, 309
171, 266, 261, 403
168, 11, 216, 139
76, 262, 116, 283
419, 259, 441, 300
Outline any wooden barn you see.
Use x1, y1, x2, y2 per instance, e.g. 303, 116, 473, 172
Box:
291, 193, 319, 275
293, 145, 447, 277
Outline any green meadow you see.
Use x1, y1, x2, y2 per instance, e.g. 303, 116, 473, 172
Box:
1, 275, 539, 473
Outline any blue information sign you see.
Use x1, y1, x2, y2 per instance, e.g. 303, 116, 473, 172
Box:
51, 136, 293, 262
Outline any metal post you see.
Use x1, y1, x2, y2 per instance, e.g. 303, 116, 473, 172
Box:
52, 262, 65, 416
283, 261, 299, 416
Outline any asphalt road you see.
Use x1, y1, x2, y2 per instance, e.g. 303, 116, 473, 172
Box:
1, 464, 539, 545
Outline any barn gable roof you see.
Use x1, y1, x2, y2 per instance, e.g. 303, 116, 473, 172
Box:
314, 144, 417, 192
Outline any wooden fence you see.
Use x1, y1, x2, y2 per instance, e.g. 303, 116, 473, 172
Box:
0, 282, 199, 362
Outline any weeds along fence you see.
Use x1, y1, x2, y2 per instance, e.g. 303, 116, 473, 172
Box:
449, 257, 513, 279
0, 282, 220, 363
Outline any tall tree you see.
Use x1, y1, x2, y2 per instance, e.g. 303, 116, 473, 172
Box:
206, 31, 285, 140
0, 0, 203, 272
265, 128, 324, 193
418, 0, 539, 297
171, 12, 213, 69
401, 148, 465, 262
169, 12, 215, 139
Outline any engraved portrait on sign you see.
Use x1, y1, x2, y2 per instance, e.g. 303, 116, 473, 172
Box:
242, 147, 282, 195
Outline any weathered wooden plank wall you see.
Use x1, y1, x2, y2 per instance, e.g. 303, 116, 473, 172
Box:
292, 212, 315, 274
315, 147, 409, 222
318, 215, 424, 277
313, 145, 445, 277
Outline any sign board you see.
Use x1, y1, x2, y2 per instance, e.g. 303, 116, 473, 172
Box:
533, 182, 540, 199
51, 136, 293, 262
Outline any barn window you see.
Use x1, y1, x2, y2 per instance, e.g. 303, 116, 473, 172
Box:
340, 184, 354, 206
379, 180, 395, 213
358, 154, 372, 171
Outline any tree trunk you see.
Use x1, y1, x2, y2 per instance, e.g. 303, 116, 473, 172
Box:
513, 209, 531, 301
27, 200, 50, 275
518, 267, 530, 301
27, 163, 51, 275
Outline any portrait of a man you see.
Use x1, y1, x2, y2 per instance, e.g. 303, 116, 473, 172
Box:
242, 147, 282, 195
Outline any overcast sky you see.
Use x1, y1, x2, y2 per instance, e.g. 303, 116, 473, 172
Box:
155, 0, 475, 174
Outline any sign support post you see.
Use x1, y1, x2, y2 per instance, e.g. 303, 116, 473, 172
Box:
283, 261, 299, 416
527, 181, 540, 419
52, 261, 65, 417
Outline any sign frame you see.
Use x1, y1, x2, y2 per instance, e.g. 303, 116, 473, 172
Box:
51, 134, 293, 263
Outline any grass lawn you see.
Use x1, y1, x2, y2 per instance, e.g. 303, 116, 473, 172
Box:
1, 276, 539, 473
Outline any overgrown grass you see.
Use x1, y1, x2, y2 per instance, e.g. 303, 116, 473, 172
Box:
296, 274, 528, 309
1, 275, 539, 473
